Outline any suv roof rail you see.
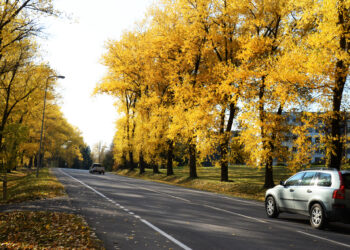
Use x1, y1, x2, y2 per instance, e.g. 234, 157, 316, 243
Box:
303, 167, 338, 171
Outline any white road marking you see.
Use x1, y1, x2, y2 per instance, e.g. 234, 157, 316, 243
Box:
125, 181, 266, 223
220, 196, 263, 207
203, 204, 267, 223
60, 169, 350, 249
98, 172, 261, 206
132, 185, 191, 202
297, 231, 350, 248
141, 219, 192, 250
175, 187, 263, 206
59, 169, 192, 250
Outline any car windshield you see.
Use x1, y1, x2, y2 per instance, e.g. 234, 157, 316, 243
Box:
93, 164, 101, 167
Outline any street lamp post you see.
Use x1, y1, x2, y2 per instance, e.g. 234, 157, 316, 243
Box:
36, 75, 65, 177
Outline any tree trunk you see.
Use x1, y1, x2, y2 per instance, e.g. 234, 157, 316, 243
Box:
121, 152, 127, 169
220, 103, 236, 182
152, 163, 160, 174
220, 156, 229, 182
34, 154, 38, 169
264, 158, 274, 188
167, 141, 174, 176
189, 143, 197, 178
328, 109, 343, 170
327, 6, 348, 170
38, 151, 43, 171
139, 153, 145, 174
28, 157, 32, 169
259, 77, 275, 188
328, 61, 346, 170
219, 124, 229, 182
128, 151, 135, 170
264, 106, 282, 188
20, 153, 24, 168
160, 159, 166, 169
2, 173, 7, 200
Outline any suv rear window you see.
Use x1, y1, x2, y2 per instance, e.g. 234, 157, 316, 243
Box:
316, 173, 332, 187
342, 173, 350, 189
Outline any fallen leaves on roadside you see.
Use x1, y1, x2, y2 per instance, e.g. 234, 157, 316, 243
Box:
0, 211, 104, 249
0, 168, 65, 205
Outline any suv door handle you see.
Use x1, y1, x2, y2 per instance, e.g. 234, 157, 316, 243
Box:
307, 189, 312, 193
290, 189, 294, 192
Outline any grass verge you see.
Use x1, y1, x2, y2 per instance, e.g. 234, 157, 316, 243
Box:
0, 211, 104, 249
117, 164, 350, 201
115, 165, 293, 201
0, 168, 105, 249
0, 168, 65, 204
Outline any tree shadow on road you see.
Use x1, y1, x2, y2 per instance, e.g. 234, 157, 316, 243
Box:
326, 223, 350, 235
278, 216, 350, 235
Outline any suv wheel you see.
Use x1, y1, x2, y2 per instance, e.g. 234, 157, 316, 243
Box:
310, 203, 326, 229
265, 196, 279, 218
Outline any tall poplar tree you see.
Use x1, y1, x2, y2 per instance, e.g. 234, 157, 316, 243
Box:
294, 0, 350, 170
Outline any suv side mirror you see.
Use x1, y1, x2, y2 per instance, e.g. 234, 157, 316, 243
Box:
280, 180, 285, 186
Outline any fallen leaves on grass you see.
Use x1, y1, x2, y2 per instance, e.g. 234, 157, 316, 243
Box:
115, 166, 293, 201
0, 211, 104, 249
0, 168, 65, 204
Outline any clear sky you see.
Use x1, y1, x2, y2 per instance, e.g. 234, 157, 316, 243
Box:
40, 0, 154, 149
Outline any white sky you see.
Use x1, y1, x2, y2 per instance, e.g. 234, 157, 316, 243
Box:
41, 0, 154, 148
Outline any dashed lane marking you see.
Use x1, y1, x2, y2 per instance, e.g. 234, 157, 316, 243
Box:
58, 169, 350, 249
59, 169, 192, 250
203, 204, 267, 224
133, 185, 191, 203
297, 231, 350, 248
116, 177, 261, 206
141, 219, 192, 250
124, 181, 266, 223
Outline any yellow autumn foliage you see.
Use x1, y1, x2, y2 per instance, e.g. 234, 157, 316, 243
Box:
97, 0, 350, 183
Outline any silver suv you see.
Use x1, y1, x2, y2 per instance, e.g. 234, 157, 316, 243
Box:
265, 168, 350, 229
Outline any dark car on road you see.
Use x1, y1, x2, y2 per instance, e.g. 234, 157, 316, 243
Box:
89, 163, 105, 175
265, 168, 350, 229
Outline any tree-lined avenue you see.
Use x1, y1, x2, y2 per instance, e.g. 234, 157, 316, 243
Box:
54, 168, 350, 250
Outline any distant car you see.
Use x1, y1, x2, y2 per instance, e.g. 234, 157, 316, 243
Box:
89, 163, 105, 175
265, 168, 350, 229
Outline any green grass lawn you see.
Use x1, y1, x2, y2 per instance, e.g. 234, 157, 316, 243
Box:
117, 164, 350, 201
116, 165, 293, 201
0, 168, 65, 204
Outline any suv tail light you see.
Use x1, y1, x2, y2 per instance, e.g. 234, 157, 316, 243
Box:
333, 171, 345, 200
333, 185, 345, 199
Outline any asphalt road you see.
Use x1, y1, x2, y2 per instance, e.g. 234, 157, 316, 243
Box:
53, 168, 350, 250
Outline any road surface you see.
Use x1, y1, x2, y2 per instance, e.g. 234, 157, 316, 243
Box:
53, 168, 350, 250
